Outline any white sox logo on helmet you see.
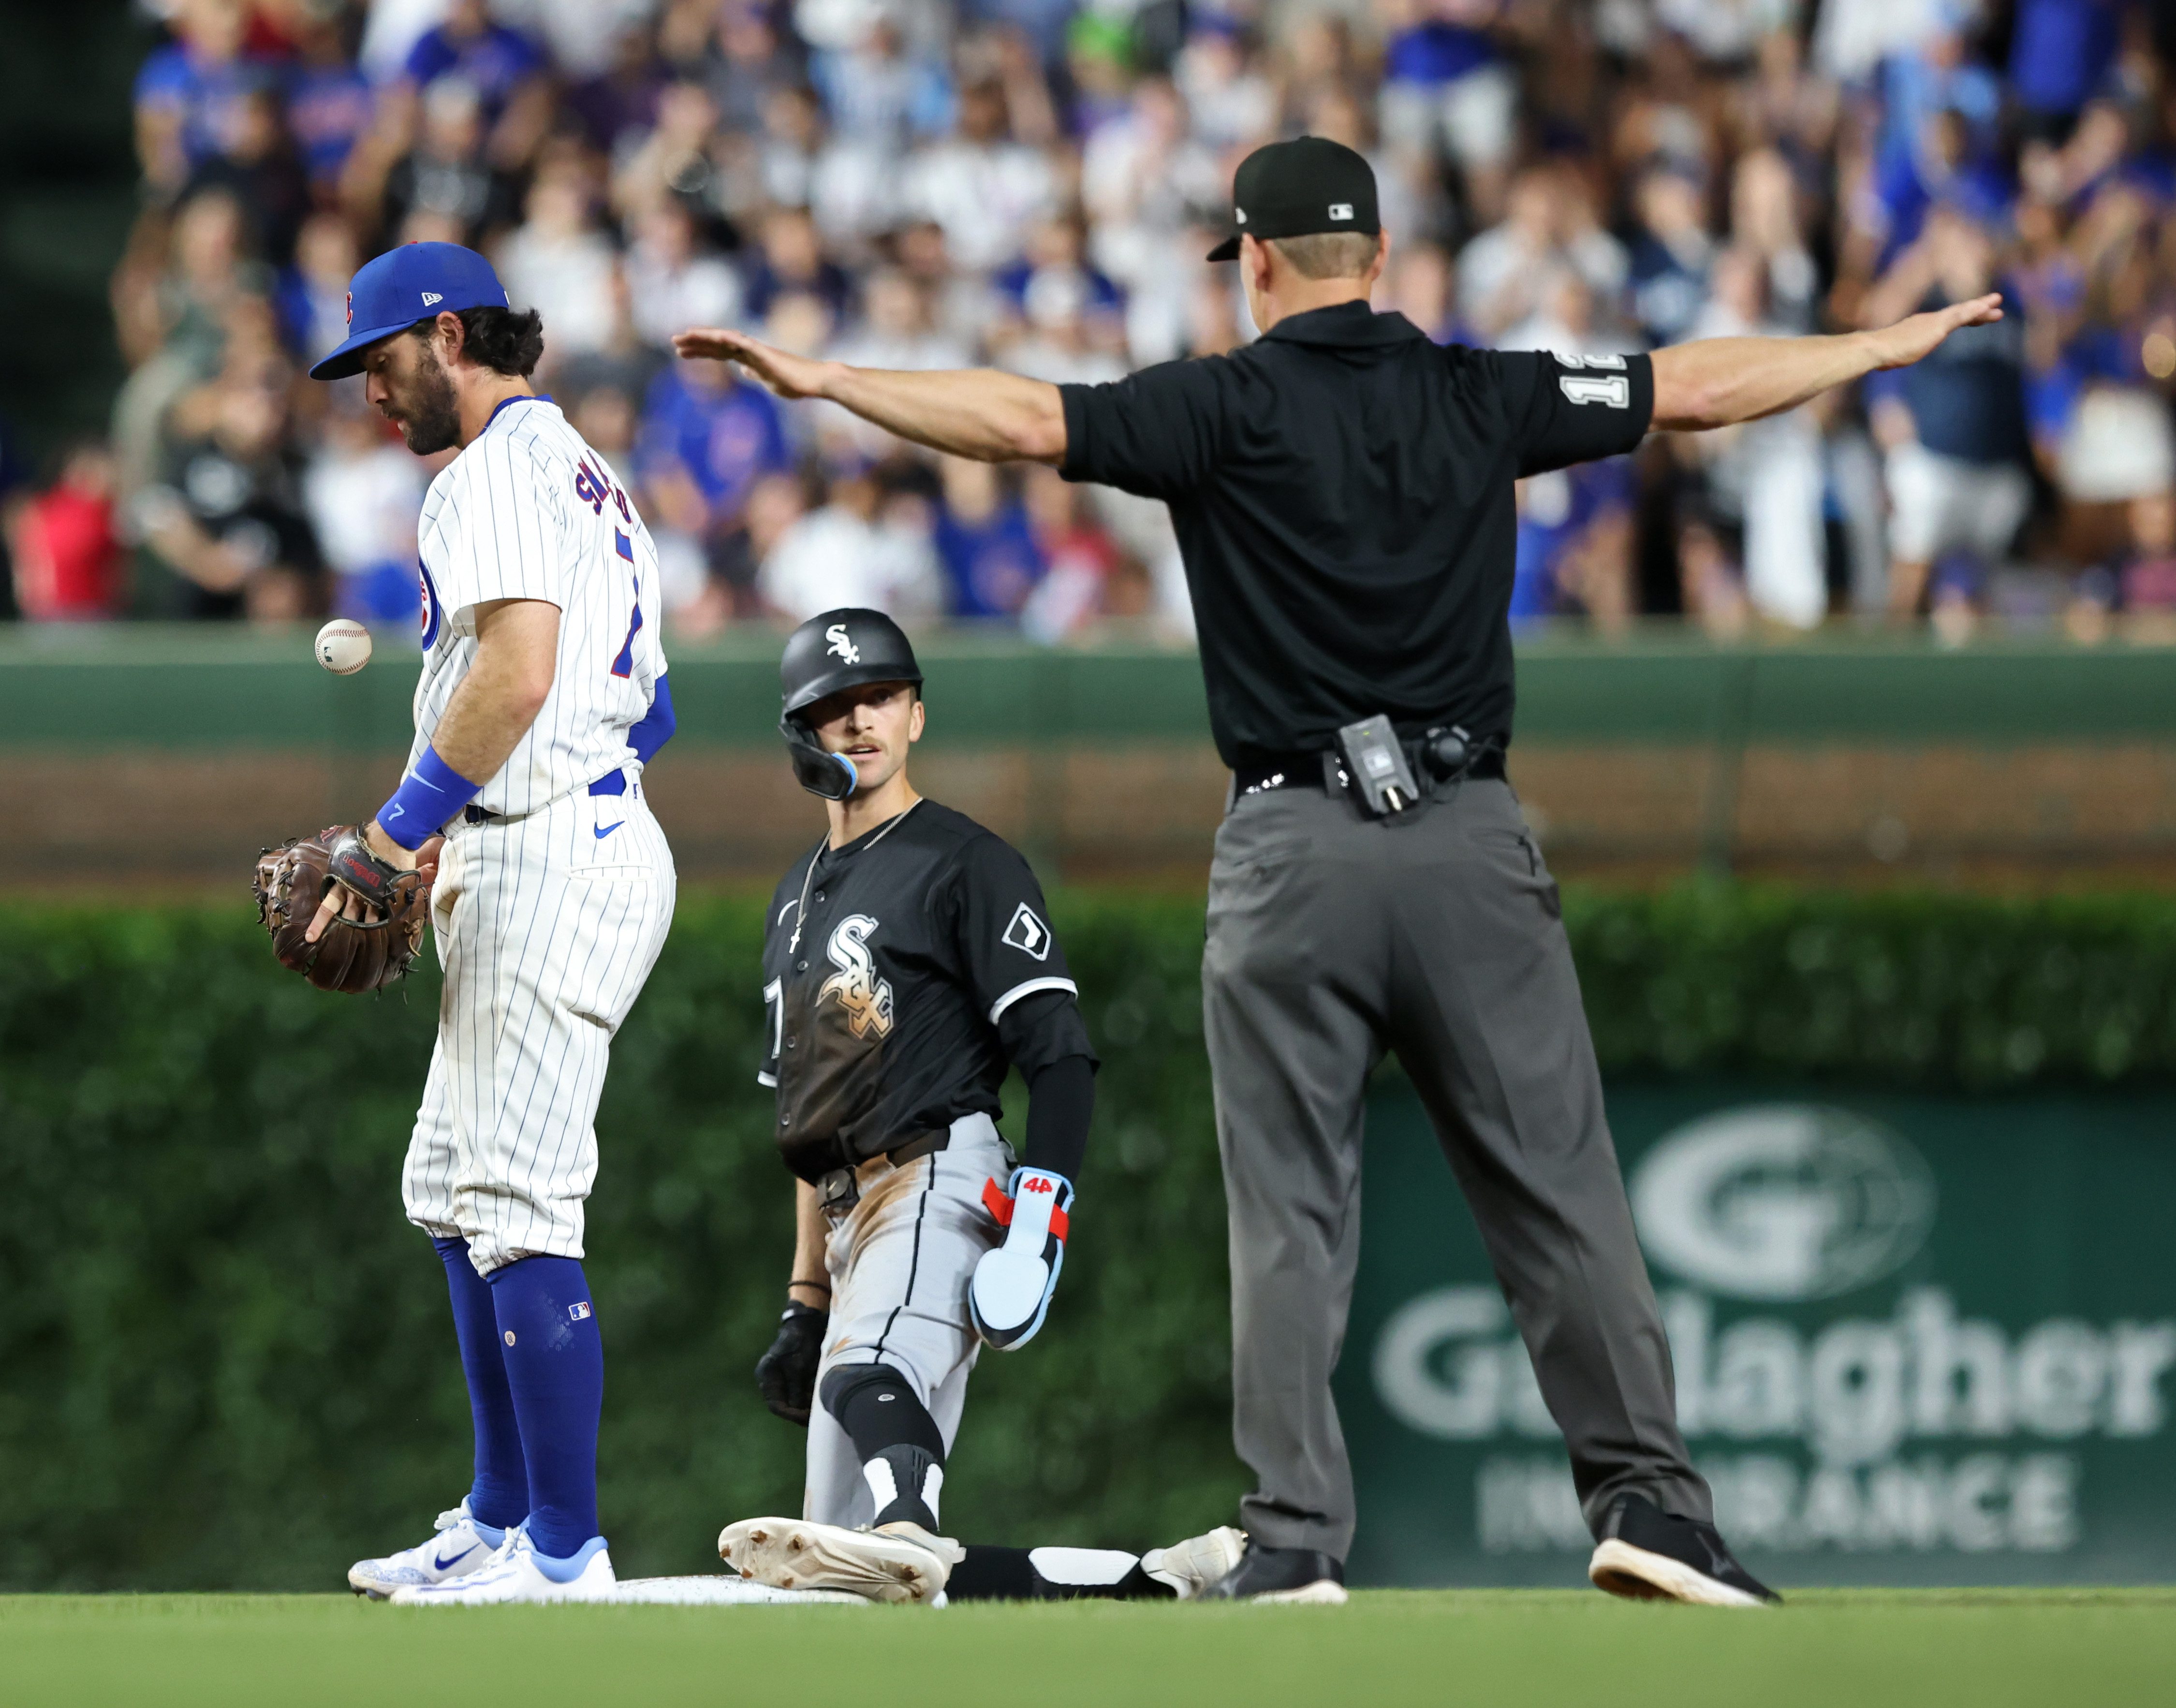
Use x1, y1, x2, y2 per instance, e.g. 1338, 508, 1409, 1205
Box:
820, 915, 894, 1038
825, 623, 860, 664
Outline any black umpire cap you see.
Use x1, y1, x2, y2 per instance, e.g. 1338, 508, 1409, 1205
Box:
778, 609, 924, 801
1206, 135, 1381, 263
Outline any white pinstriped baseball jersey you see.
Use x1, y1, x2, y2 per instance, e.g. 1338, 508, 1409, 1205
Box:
411, 395, 664, 815
397, 392, 678, 1275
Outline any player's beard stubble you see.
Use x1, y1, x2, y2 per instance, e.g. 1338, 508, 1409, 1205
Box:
388, 341, 463, 455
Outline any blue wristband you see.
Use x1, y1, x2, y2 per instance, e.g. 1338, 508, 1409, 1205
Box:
377, 745, 481, 850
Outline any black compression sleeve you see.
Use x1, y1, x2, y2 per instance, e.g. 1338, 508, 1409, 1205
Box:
946, 1546, 1174, 1602
1022, 1053, 1095, 1182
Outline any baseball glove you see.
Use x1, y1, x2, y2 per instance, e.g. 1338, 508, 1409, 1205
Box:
755, 1301, 826, 1426
253, 825, 432, 994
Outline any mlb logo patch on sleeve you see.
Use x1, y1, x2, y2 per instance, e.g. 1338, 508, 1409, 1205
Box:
569, 1300, 593, 1323
1002, 904, 1052, 961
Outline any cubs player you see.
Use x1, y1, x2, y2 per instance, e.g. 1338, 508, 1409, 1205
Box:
715, 609, 1096, 1596
305, 244, 677, 1604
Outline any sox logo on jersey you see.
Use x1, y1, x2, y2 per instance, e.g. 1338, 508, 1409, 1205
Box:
1001, 904, 1052, 961
820, 915, 894, 1039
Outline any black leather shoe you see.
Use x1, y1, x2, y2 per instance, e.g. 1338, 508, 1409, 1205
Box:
1589, 1493, 1780, 1606
1198, 1541, 1348, 1604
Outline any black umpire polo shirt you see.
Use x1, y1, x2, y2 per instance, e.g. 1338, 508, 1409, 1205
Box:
1057, 301, 1654, 770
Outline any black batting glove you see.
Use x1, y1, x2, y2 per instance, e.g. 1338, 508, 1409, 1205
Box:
755, 1301, 826, 1425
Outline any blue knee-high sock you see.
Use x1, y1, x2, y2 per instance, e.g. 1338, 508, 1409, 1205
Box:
487, 1255, 603, 1559
433, 1237, 528, 1533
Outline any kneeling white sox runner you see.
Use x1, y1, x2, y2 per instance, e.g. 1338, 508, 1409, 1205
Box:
720, 609, 1096, 1597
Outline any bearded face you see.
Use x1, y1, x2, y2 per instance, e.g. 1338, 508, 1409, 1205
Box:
364, 325, 464, 454
390, 334, 464, 454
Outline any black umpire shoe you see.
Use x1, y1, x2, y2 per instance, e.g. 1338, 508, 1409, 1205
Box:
1197, 1541, 1348, 1605
1588, 1493, 1780, 1607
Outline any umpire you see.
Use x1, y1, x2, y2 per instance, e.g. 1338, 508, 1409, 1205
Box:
675, 137, 2001, 1606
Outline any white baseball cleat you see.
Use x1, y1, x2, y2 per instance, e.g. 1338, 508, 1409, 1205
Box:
347, 1500, 510, 1600
718, 1516, 965, 1604
1142, 1526, 1250, 1600
390, 1532, 616, 1605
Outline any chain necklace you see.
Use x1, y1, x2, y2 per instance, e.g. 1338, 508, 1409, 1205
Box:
788, 798, 923, 955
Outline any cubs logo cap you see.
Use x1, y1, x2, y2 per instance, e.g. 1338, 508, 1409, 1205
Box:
308, 242, 512, 381
1206, 135, 1381, 262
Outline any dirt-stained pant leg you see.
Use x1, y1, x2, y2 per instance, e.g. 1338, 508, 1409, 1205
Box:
1205, 780, 1708, 1557
803, 1116, 1007, 1528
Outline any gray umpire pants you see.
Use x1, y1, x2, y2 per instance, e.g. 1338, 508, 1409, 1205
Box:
1202, 776, 1709, 1559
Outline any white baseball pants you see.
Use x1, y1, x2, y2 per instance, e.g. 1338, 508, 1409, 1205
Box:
804, 1112, 1010, 1528
403, 776, 676, 1277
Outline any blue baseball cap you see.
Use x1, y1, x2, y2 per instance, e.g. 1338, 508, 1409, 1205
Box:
308, 242, 512, 381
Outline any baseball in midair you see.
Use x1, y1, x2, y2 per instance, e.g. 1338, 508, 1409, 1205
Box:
315, 618, 373, 675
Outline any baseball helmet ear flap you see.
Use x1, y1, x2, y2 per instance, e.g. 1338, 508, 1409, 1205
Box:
780, 713, 859, 801
778, 608, 920, 802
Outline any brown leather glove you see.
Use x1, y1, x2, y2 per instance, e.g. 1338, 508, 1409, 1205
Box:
253, 825, 434, 994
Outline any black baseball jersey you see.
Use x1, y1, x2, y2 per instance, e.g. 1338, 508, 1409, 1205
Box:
758, 800, 1096, 1183
1058, 301, 1655, 768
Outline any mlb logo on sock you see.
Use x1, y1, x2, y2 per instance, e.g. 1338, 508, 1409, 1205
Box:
568, 1301, 592, 1322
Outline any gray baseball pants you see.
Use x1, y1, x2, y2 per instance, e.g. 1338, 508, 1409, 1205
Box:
803, 1113, 1009, 1528
1202, 776, 1708, 1560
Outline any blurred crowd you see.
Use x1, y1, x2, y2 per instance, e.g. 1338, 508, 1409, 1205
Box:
9, 0, 2176, 645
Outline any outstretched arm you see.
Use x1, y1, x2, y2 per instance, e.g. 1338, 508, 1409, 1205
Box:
672, 326, 1069, 464
1649, 294, 2004, 432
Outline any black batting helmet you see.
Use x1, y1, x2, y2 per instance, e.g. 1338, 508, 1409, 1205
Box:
778, 609, 924, 800
780, 609, 924, 715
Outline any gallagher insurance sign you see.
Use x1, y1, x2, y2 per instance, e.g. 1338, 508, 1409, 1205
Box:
1338, 1085, 2176, 1585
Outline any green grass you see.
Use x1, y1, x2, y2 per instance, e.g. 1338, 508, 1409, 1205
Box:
4, 1590, 2174, 1708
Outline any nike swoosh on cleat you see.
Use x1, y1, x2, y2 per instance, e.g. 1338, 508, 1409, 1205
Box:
593, 823, 622, 839
432, 1546, 473, 1571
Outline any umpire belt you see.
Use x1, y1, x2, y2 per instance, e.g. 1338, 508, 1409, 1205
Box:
1233, 743, 1504, 802
462, 766, 628, 826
